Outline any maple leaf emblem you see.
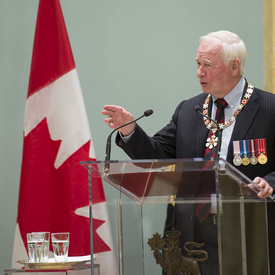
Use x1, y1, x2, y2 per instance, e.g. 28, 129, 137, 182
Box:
18, 118, 110, 255
148, 233, 166, 251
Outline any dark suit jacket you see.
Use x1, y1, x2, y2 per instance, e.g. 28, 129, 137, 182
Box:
116, 81, 275, 184
116, 80, 275, 274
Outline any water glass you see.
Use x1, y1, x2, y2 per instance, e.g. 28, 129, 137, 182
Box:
27, 232, 46, 263
42, 232, 50, 262
51, 232, 70, 262
32, 232, 50, 262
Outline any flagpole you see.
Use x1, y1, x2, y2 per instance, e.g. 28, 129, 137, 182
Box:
88, 165, 94, 275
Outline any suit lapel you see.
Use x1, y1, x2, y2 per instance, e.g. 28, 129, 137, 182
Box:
227, 86, 259, 161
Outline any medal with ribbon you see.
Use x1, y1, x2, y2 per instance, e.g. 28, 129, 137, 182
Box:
240, 140, 250, 166
249, 139, 258, 165
241, 140, 250, 166
257, 138, 268, 164
232, 140, 242, 166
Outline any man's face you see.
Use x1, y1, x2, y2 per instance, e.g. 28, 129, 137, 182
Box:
196, 40, 235, 98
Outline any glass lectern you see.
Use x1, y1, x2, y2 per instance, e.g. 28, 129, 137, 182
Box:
80, 158, 273, 275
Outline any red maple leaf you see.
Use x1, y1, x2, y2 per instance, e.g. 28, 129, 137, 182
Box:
17, 118, 110, 255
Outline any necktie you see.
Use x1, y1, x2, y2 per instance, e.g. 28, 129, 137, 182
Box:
195, 98, 228, 223
204, 98, 228, 159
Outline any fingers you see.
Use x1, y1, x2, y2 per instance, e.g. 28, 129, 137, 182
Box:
247, 183, 258, 193
101, 105, 123, 127
101, 104, 135, 135
253, 177, 273, 199
102, 105, 123, 116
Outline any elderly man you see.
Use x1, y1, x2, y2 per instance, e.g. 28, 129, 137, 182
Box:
102, 30, 275, 274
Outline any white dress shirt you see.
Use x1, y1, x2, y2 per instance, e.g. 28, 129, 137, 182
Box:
211, 77, 245, 162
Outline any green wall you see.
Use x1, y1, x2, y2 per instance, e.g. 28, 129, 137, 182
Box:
0, 0, 264, 272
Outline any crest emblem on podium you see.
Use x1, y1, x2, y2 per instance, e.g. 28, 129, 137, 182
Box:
148, 228, 208, 275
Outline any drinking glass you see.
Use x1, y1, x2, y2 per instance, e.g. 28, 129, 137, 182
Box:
43, 232, 50, 262
26, 232, 45, 263
51, 232, 70, 262
32, 232, 50, 262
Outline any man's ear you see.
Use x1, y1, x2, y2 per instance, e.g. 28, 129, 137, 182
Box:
231, 58, 241, 76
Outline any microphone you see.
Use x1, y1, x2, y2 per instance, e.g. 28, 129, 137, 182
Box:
104, 109, 153, 173
194, 105, 222, 160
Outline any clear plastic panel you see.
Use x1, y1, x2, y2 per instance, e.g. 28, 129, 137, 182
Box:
81, 158, 271, 275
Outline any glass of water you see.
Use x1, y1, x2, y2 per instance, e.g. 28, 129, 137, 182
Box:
31, 232, 50, 262
42, 232, 50, 262
51, 232, 70, 262
27, 232, 46, 263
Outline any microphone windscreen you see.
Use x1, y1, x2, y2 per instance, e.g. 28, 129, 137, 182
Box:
194, 105, 201, 113
144, 109, 153, 117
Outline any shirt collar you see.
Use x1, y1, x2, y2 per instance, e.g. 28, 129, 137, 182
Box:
212, 77, 245, 108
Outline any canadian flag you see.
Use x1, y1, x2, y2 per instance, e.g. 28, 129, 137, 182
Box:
12, 0, 117, 274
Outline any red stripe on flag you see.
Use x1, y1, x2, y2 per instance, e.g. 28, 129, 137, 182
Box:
28, 0, 75, 98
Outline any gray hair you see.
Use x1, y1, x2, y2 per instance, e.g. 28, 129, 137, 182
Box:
199, 30, 247, 75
